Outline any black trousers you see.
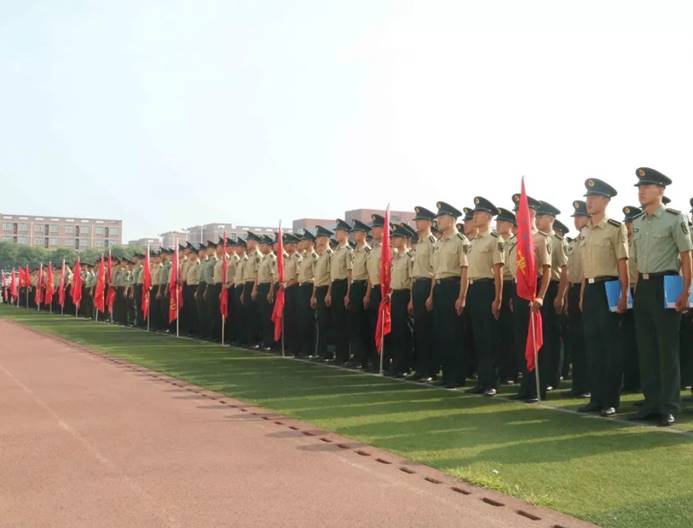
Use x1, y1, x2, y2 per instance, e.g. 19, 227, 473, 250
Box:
681, 313, 693, 389
349, 280, 370, 366
195, 283, 208, 338
412, 278, 435, 377
621, 291, 640, 392
297, 283, 315, 357
231, 284, 245, 344
468, 279, 498, 391
315, 285, 330, 358
256, 283, 274, 348
242, 282, 259, 346
542, 281, 562, 388
567, 283, 589, 395
284, 284, 299, 354
433, 278, 464, 386
331, 279, 349, 363
498, 280, 517, 382
634, 277, 682, 416
150, 290, 160, 329
208, 284, 222, 340
391, 289, 413, 374
513, 282, 546, 400
368, 285, 383, 364
583, 281, 623, 409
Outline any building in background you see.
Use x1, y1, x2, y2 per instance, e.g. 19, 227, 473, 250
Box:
0, 212, 122, 250
185, 223, 233, 245
127, 238, 161, 251
160, 230, 190, 249
292, 218, 336, 233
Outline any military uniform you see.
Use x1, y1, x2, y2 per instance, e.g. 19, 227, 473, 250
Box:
297, 231, 318, 358
329, 220, 352, 363
282, 235, 302, 355
313, 226, 333, 359
410, 206, 437, 380
566, 201, 589, 396
466, 197, 505, 395
496, 208, 517, 383
257, 237, 277, 349
210, 241, 225, 341
390, 227, 414, 375
186, 253, 201, 336
621, 206, 643, 392
366, 215, 385, 365
230, 243, 245, 345
198, 245, 217, 339
631, 168, 693, 425
579, 179, 629, 416
347, 220, 372, 368
243, 235, 262, 347
432, 201, 470, 388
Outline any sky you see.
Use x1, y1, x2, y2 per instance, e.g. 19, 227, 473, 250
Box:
2, 0, 693, 241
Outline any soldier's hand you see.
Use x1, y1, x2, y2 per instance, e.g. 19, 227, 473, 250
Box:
407, 300, 413, 316
675, 292, 690, 313
363, 296, 369, 309
509, 297, 514, 312
325, 293, 332, 307
344, 296, 349, 308
267, 292, 273, 303
616, 294, 628, 314
425, 295, 433, 312
251, 290, 257, 301
553, 296, 564, 314
310, 296, 317, 309
455, 297, 465, 315
531, 297, 543, 312
491, 298, 501, 320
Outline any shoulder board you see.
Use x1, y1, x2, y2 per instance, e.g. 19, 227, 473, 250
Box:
607, 219, 622, 227
456, 233, 466, 241
490, 232, 499, 238
538, 230, 550, 237
554, 233, 564, 240
364, 246, 371, 253
427, 235, 436, 243
326, 248, 334, 255
666, 208, 681, 215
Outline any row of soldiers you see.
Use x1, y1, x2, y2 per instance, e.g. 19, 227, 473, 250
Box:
7, 167, 693, 427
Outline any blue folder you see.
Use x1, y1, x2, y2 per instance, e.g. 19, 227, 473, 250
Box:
605, 281, 633, 312
663, 275, 692, 309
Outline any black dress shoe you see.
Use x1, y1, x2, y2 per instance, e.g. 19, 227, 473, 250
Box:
658, 414, 675, 427
578, 404, 601, 413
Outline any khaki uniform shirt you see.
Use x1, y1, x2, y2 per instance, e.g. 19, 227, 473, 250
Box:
567, 232, 585, 284
412, 234, 435, 280
348, 243, 371, 281
367, 243, 382, 286
186, 258, 201, 285
134, 264, 144, 285
298, 250, 318, 284
283, 252, 301, 283
432, 230, 470, 280
213, 255, 225, 284
314, 248, 333, 287
501, 234, 515, 280
468, 231, 504, 280
547, 231, 568, 281
632, 206, 693, 274
201, 256, 216, 284
160, 260, 171, 286
507, 230, 551, 280
243, 249, 262, 282
180, 257, 190, 285
233, 254, 246, 285
227, 254, 240, 285
391, 248, 413, 290
627, 238, 638, 287
580, 216, 629, 279
257, 252, 277, 284
330, 244, 351, 281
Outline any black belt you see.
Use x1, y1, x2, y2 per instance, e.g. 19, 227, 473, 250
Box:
435, 277, 459, 285
469, 278, 493, 285
332, 278, 347, 283
585, 276, 618, 284
412, 277, 432, 283
640, 271, 678, 280
392, 288, 409, 293
351, 279, 367, 285
298, 281, 313, 286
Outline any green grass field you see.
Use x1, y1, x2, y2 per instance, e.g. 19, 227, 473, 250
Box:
2, 304, 692, 528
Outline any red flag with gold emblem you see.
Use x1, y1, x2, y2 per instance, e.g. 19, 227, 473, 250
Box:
375, 207, 392, 351
44, 263, 55, 306
271, 225, 285, 341
72, 258, 83, 310
516, 178, 543, 372
219, 234, 229, 319
169, 245, 180, 323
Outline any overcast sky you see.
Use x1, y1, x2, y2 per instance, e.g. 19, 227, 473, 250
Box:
2, 0, 692, 241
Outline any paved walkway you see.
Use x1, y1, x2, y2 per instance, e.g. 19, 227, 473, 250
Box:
0, 320, 595, 527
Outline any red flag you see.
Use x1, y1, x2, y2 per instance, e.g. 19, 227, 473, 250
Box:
516, 177, 543, 372
106, 250, 115, 314
141, 246, 151, 319
271, 225, 285, 341
169, 245, 180, 323
44, 263, 55, 306
21, 265, 30, 288
72, 258, 82, 310
35, 265, 44, 306
94, 258, 106, 312
375, 207, 392, 351
219, 234, 229, 319
10, 269, 18, 301
58, 260, 66, 308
